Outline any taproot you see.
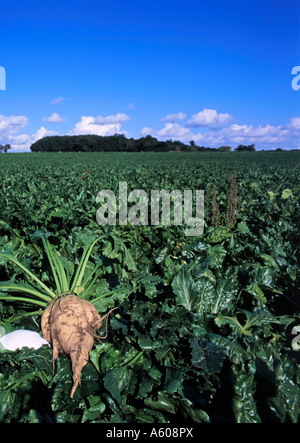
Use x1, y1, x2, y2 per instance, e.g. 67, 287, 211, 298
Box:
41, 294, 103, 398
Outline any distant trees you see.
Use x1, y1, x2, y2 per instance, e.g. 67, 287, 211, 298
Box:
234, 144, 256, 151
30, 134, 194, 153
28, 136, 282, 153
0, 144, 11, 153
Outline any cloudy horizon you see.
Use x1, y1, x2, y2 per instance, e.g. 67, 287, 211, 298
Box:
1, 106, 300, 152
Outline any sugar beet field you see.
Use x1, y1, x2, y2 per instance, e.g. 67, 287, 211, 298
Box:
0, 151, 299, 423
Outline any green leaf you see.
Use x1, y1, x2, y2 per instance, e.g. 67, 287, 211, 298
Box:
215, 309, 279, 335
232, 363, 261, 423
0, 281, 52, 306
103, 366, 130, 407
171, 269, 198, 311
260, 253, 280, 270
190, 339, 225, 374
281, 188, 293, 199
82, 397, 106, 422
206, 226, 232, 243
212, 278, 238, 314
245, 283, 267, 304
163, 368, 184, 394
178, 398, 210, 423
144, 391, 177, 415
215, 314, 251, 335
0, 251, 56, 299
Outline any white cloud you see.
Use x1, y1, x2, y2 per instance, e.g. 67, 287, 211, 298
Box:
160, 112, 187, 123
189, 123, 291, 147
2, 111, 300, 153
141, 113, 300, 150
288, 117, 300, 130
156, 123, 191, 140
7, 134, 31, 151
140, 127, 154, 136
50, 96, 66, 105
8, 127, 60, 152
69, 114, 130, 136
217, 123, 289, 145
2, 112, 131, 152
0, 115, 28, 137
42, 112, 66, 123
141, 123, 202, 143
94, 113, 130, 125
32, 127, 59, 141
0, 115, 59, 152
0, 114, 30, 152
186, 108, 234, 128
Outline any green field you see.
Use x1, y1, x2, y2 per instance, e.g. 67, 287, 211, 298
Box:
0, 151, 299, 423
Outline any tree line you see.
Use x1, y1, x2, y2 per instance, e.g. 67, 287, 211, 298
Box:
0, 144, 11, 153
30, 134, 258, 153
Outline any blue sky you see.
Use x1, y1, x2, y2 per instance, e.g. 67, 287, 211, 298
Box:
0, 0, 299, 151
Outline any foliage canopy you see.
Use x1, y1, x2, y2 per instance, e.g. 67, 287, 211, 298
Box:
0, 151, 299, 423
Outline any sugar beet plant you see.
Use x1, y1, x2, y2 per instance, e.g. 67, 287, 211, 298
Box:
0, 231, 122, 398
0, 151, 299, 423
